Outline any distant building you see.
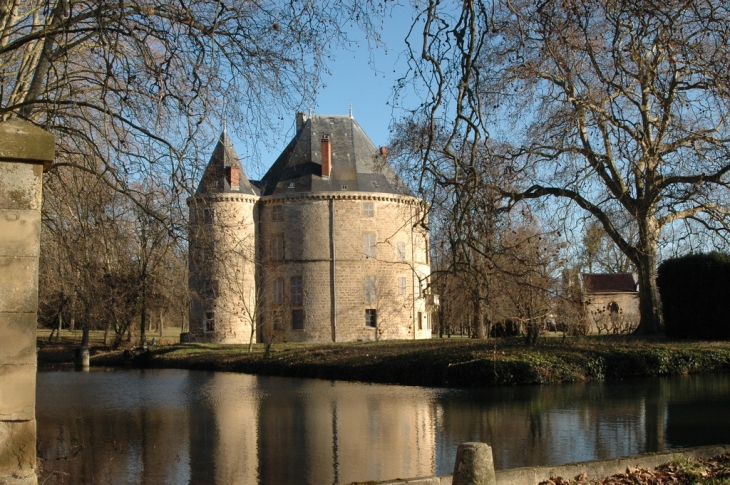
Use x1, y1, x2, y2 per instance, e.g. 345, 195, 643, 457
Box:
188, 113, 435, 343
581, 273, 640, 334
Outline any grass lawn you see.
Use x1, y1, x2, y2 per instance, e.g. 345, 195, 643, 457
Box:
35, 329, 730, 387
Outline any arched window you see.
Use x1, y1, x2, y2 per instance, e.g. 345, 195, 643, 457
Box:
608, 302, 619, 320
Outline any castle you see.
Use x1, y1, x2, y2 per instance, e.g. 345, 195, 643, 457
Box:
188, 113, 435, 343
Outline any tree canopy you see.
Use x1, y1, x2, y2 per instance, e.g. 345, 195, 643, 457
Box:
1, 0, 383, 208
399, 0, 730, 334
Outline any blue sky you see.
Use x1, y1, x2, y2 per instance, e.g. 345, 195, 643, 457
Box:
235, 5, 421, 179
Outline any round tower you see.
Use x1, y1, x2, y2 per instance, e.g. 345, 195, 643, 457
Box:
188, 131, 259, 344
258, 114, 435, 342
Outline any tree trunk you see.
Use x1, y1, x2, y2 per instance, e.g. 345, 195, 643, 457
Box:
634, 218, 662, 335
140, 303, 147, 347
473, 296, 485, 338
103, 320, 110, 347
635, 254, 662, 335
159, 311, 164, 338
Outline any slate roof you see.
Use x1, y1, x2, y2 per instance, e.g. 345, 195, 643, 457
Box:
581, 273, 638, 294
196, 130, 258, 196
258, 114, 411, 196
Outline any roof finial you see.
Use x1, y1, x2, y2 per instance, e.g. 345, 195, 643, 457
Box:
223, 116, 228, 137
309, 107, 313, 119
349, 101, 353, 118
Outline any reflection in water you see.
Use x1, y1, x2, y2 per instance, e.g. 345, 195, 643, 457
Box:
36, 370, 730, 485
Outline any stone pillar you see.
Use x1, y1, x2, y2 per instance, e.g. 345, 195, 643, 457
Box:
452, 442, 497, 485
0, 118, 54, 485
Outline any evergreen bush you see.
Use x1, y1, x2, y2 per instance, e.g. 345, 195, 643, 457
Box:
658, 252, 730, 340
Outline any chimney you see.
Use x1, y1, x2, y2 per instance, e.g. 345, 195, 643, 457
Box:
228, 165, 240, 189
321, 134, 331, 178
379, 146, 388, 159
296, 112, 307, 131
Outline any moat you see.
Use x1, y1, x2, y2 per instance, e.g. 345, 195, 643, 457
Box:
36, 369, 730, 485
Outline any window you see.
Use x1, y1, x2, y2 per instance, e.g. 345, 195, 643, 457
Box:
291, 309, 304, 330
271, 234, 284, 261
363, 202, 374, 217
273, 310, 283, 330
398, 277, 407, 296
415, 235, 426, 263
397, 242, 406, 261
418, 311, 423, 330
362, 233, 376, 259
364, 276, 377, 303
609, 301, 619, 321
272, 205, 283, 221
203, 208, 215, 225
203, 279, 219, 299
365, 309, 377, 328
415, 280, 421, 298
291, 276, 303, 306
273, 278, 284, 305
205, 312, 215, 332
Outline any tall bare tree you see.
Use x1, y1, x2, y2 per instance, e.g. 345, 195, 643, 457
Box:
400, 0, 730, 334
1, 0, 384, 213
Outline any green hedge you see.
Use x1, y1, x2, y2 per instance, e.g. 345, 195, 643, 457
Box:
658, 252, 730, 340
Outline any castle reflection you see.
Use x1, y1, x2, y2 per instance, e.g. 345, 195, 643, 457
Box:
36, 370, 730, 485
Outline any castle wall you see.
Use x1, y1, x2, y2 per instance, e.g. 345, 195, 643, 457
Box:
259, 194, 431, 343
189, 194, 259, 344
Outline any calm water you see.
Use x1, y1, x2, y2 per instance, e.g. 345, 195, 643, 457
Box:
36, 369, 730, 485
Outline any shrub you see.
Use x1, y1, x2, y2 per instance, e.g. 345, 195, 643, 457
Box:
658, 252, 730, 340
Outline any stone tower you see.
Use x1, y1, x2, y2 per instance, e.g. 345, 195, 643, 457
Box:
257, 114, 433, 342
187, 114, 436, 344
188, 131, 259, 343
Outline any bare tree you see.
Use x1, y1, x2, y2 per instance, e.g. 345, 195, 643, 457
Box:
400, 0, 730, 334
582, 220, 635, 274
39, 167, 186, 347
1, 0, 384, 218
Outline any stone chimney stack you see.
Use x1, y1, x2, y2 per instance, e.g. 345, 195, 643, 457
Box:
229, 165, 240, 190
321, 134, 331, 178
296, 112, 307, 131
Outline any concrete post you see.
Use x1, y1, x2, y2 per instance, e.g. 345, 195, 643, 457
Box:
452, 442, 497, 485
0, 118, 54, 485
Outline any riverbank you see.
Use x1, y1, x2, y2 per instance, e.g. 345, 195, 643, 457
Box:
37, 333, 730, 387
344, 444, 730, 485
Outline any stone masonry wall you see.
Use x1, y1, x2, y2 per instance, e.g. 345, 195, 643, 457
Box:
0, 119, 54, 485
584, 292, 640, 334
260, 193, 432, 342
189, 194, 258, 344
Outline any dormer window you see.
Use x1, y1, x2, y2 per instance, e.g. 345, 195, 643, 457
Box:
288, 182, 295, 189
341, 185, 348, 190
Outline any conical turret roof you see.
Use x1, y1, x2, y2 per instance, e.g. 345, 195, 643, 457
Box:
258, 114, 411, 196
196, 130, 257, 196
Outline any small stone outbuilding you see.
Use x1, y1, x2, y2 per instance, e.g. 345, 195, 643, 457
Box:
581, 273, 640, 334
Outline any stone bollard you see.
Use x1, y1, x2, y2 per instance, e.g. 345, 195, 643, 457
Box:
74, 346, 90, 370
452, 442, 497, 485
0, 118, 54, 485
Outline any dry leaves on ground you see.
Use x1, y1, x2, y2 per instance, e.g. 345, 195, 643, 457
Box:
539, 452, 730, 484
